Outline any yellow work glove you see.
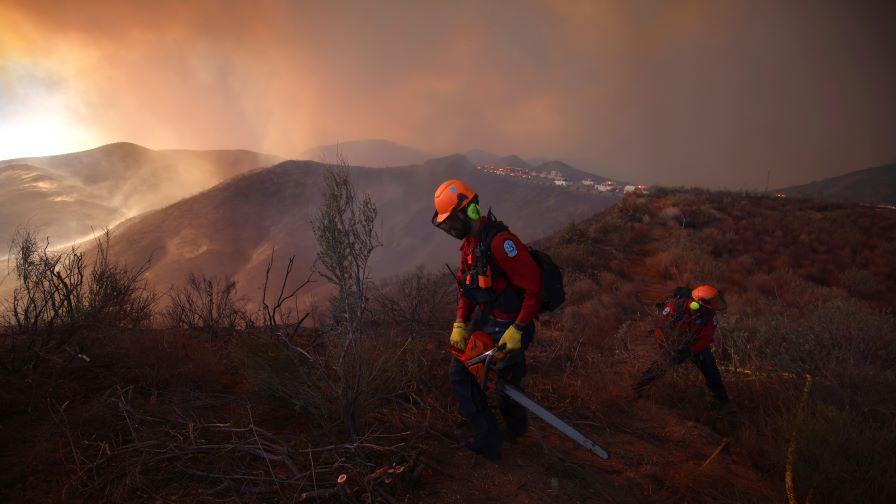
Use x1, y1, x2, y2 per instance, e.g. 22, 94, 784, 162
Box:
498, 324, 524, 352
450, 321, 470, 350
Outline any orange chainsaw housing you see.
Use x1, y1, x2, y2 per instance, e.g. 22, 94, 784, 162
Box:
449, 330, 495, 383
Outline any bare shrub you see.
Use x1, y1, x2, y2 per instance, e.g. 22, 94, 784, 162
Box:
259, 249, 314, 337
787, 399, 896, 502
679, 204, 720, 229
240, 162, 392, 441
311, 167, 380, 342
243, 162, 427, 446
836, 267, 882, 299
241, 329, 423, 434
164, 273, 247, 332
714, 286, 896, 502
559, 221, 590, 244
309, 165, 383, 437
564, 277, 601, 306
616, 194, 650, 223
369, 265, 454, 338
2, 228, 157, 360
715, 281, 896, 380
653, 237, 727, 285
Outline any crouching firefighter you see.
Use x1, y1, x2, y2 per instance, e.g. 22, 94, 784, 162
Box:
431, 179, 543, 460
633, 285, 730, 405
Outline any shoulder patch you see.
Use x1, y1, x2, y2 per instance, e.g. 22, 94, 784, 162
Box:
662, 306, 671, 316
503, 239, 518, 258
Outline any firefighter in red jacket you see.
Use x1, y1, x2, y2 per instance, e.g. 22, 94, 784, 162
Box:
432, 179, 542, 460
633, 285, 730, 404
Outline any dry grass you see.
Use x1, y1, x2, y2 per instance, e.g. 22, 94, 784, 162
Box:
535, 189, 896, 502
3, 188, 895, 502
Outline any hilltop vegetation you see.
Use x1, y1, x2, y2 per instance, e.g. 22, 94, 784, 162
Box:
776, 163, 896, 206
1, 188, 894, 502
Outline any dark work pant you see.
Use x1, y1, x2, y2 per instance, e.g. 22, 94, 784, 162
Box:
634, 346, 729, 403
692, 348, 729, 403
449, 319, 534, 458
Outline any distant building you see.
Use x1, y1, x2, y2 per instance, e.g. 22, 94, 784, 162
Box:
581, 178, 595, 186
597, 181, 615, 192
554, 178, 570, 187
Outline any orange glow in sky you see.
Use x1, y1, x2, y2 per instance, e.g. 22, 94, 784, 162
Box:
0, 62, 102, 159
1, 0, 894, 187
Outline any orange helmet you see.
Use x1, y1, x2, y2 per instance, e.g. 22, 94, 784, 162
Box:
690, 285, 725, 310
433, 179, 477, 224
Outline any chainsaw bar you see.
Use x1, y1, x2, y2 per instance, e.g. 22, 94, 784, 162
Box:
501, 384, 610, 459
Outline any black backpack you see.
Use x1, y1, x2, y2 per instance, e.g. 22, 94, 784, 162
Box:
528, 247, 565, 312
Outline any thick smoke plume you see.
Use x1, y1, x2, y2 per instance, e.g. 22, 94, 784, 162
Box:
1, 0, 894, 187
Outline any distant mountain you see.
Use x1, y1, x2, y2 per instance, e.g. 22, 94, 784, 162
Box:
533, 160, 607, 183
493, 155, 530, 169
103, 155, 617, 303
0, 142, 280, 251
465, 151, 532, 169
464, 149, 502, 165
776, 163, 896, 206
298, 139, 430, 167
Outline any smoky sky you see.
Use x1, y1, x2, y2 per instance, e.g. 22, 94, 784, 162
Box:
1, 0, 894, 188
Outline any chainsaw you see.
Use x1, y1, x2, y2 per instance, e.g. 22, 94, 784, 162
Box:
450, 330, 610, 459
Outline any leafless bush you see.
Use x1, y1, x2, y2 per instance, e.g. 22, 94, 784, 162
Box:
309, 164, 382, 437
370, 265, 454, 338
165, 273, 248, 332
260, 248, 314, 338
311, 166, 380, 344
2, 228, 157, 360
241, 329, 423, 433
243, 163, 394, 441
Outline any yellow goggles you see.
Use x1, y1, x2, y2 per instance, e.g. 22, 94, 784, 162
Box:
689, 300, 702, 310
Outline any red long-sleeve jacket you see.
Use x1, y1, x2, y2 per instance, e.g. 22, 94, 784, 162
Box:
456, 224, 542, 326
654, 301, 719, 354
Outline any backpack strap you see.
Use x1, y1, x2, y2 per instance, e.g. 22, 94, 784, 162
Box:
474, 210, 509, 277
472, 210, 510, 324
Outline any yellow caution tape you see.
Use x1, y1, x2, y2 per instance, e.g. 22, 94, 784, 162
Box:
721, 366, 797, 380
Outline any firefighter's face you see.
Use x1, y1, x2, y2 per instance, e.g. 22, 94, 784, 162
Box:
434, 208, 471, 240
